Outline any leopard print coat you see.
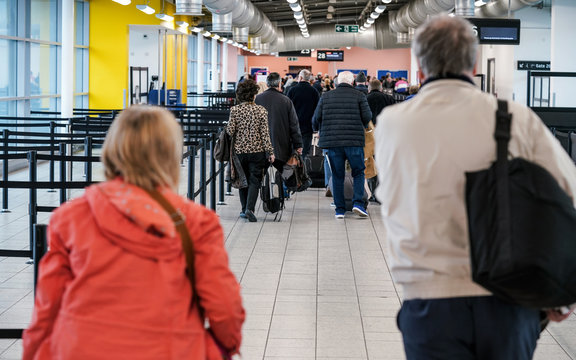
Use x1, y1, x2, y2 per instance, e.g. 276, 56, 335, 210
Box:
226, 102, 274, 156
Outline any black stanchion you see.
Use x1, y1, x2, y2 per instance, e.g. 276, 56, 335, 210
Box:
2, 129, 10, 212
33, 223, 48, 295
28, 150, 37, 263
48, 121, 56, 192
187, 145, 195, 200
84, 136, 92, 182
218, 161, 226, 205
59, 143, 67, 204
226, 162, 233, 196
209, 134, 216, 211
200, 139, 207, 206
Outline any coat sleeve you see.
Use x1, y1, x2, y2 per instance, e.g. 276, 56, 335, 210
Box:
225, 107, 237, 137
189, 206, 245, 355
359, 95, 372, 127
259, 108, 274, 156
312, 96, 324, 132
22, 220, 74, 360
288, 102, 303, 149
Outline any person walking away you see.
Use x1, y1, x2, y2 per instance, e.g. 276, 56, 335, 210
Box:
366, 79, 395, 126
287, 69, 320, 159
375, 15, 576, 360
23, 106, 245, 360
312, 71, 372, 219
355, 72, 369, 95
255, 72, 303, 173
313, 77, 323, 93
227, 80, 275, 222
394, 77, 409, 94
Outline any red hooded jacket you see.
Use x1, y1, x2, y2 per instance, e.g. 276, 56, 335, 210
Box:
23, 178, 245, 359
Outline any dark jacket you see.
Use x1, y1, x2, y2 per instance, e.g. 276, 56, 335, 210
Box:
287, 81, 320, 136
313, 81, 323, 94
255, 88, 303, 163
312, 83, 372, 148
355, 84, 369, 95
366, 89, 396, 125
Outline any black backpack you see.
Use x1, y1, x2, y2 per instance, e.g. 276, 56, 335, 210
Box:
260, 166, 284, 221
282, 153, 313, 194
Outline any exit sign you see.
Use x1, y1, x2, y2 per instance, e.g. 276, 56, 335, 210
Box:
335, 24, 359, 33
287, 57, 298, 61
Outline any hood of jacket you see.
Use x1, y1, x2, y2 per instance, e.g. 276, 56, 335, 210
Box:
84, 178, 182, 261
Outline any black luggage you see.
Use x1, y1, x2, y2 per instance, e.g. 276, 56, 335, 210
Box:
306, 145, 325, 188
260, 166, 284, 221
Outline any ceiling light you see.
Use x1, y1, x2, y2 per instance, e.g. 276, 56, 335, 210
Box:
220, 37, 227, 42
176, 21, 189, 28
287, 0, 298, 3
382, 0, 392, 3
326, 13, 333, 19
191, 27, 202, 33
364, 22, 372, 28
296, 18, 306, 24
227, 39, 234, 44
375, 5, 386, 13
213, 34, 220, 39
474, 0, 487, 6
299, 23, 307, 29
303, 33, 310, 38
136, 4, 155, 14
366, 18, 375, 24
360, 26, 366, 31
346, 46, 351, 49
294, 11, 303, 19
448, 12, 455, 17
202, 31, 211, 37
327, 5, 335, 12
290, 3, 302, 12
302, 31, 309, 35
329, 0, 336, 3
370, 12, 379, 19
156, 13, 173, 21
112, 0, 131, 5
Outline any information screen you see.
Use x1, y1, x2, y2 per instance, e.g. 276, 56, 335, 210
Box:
317, 50, 344, 62
480, 27, 518, 42
466, 18, 521, 45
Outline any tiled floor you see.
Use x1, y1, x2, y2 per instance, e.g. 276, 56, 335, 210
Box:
1, 158, 575, 359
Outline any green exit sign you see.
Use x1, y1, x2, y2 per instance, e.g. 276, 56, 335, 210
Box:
335, 25, 359, 33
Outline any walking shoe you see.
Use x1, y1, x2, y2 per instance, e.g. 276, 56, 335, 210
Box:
330, 202, 336, 208
245, 210, 257, 222
335, 211, 345, 219
353, 205, 369, 218
239, 212, 247, 218
325, 188, 332, 197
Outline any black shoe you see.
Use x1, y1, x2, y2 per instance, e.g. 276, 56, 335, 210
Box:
239, 212, 247, 218
245, 210, 257, 222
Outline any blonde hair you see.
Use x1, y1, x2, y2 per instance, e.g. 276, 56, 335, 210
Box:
102, 105, 183, 191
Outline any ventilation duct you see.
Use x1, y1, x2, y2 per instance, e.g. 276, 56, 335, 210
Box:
212, 12, 232, 33
455, 0, 475, 16
233, 27, 249, 43
174, 0, 202, 16
260, 43, 270, 54
475, 0, 543, 17
248, 36, 262, 50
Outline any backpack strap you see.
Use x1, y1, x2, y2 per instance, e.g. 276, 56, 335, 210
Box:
494, 99, 512, 246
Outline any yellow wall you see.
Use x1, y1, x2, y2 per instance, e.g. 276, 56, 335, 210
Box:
89, 0, 187, 109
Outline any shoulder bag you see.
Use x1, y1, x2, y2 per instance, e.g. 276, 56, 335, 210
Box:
465, 100, 576, 309
214, 128, 231, 163
145, 189, 232, 360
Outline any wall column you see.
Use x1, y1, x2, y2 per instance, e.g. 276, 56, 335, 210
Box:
196, 34, 204, 106
211, 38, 218, 92
61, 0, 74, 116
221, 43, 228, 91
551, 0, 576, 106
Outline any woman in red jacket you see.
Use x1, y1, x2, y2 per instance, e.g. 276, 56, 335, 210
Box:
23, 106, 245, 360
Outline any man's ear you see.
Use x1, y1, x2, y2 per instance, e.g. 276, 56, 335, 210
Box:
416, 59, 426, 83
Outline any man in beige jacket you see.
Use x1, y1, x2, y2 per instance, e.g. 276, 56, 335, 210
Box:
375, 15, 576, 360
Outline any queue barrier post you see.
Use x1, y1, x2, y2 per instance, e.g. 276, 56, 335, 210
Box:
59, 143, 67, 204
209, 133, 217, 211
48, 121, 56, 192
27, 150, 37, 263
187, 145, 196, 200
2, 129, 10, 212
84, 136, 92, 183
200, 139, 207, 206
33, 224, 48, 296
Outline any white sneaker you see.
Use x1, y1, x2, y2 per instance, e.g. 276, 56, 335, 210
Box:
335, 212, 345, 219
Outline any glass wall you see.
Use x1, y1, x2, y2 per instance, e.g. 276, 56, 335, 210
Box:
187, 34, 198, 94
0, 0, 89, 116
203, 38, 211, 91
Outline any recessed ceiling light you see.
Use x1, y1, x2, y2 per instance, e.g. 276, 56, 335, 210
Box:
156, 13, 173, 21
364, 22, 372, 28
287, 0, 298, 3
296, 18, 306, 24
293, 11, 303, 19
474, 0, 487, 6
366, 18, 375, 24
375, 5, 386, 13
290, 3, 302, 12
327, 5, 335, 12
191, 27, 202, 33
370, 12, 379, 19
136, 4, 155, 14
382, 0, 392, 3
112, 0, 131, 5
176, 21, 189, 28
326, 13, 333, 19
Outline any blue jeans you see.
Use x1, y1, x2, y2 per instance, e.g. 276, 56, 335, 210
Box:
323, 149, 331, 187
326, 147, 365, 213
397, 296, 540, 360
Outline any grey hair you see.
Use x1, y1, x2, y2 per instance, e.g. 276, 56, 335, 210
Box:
337, 71, 354, 85
412, 15, 478, 78
299, 69, 312, 82
266, 72, 281, 88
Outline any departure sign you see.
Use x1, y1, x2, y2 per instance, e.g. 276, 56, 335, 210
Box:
317, 50, 344, 62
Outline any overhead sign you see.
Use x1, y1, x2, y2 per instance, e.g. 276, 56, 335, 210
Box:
287, 57, 299, 61
517, 61, 550, 71
335, 24, 359, 33
278, 50, 311, 57
317, 50, 344, 62
466, 18, 521, 45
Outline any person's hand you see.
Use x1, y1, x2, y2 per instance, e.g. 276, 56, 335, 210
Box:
269, 154, 275, 163
296, 148, 303, 155
313, 132, 319, 139
546, 308, 572, 322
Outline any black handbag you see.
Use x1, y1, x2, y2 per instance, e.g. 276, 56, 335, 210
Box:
465, 100, 576, 309
214, 129, 231, 163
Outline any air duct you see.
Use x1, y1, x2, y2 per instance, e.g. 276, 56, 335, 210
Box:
233, 26, 249, 43
260, 43, 271, 54
475, 0, 543, 17
455, 0, 475, 16
248, 36, 261, 50
212, 12, 232, 33
175, 0, 202, 16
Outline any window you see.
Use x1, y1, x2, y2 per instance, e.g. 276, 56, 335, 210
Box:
31, 0, 60, 42
0, 0, 17, 36
30, 43, 59, 96
0, 39, 16, 98
187, 34, 198, 94
74, 0, 89, 108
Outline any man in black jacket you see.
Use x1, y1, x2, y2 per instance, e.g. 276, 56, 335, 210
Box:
312, 71, 372, 219
255, 72, 303, 173
287, 69, 320, 159
366, 78, 395, 126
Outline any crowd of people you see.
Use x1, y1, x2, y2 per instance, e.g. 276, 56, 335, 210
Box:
22, 14, 575, 360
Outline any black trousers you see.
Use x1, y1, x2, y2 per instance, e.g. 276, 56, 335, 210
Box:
237, 152, 268, 213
